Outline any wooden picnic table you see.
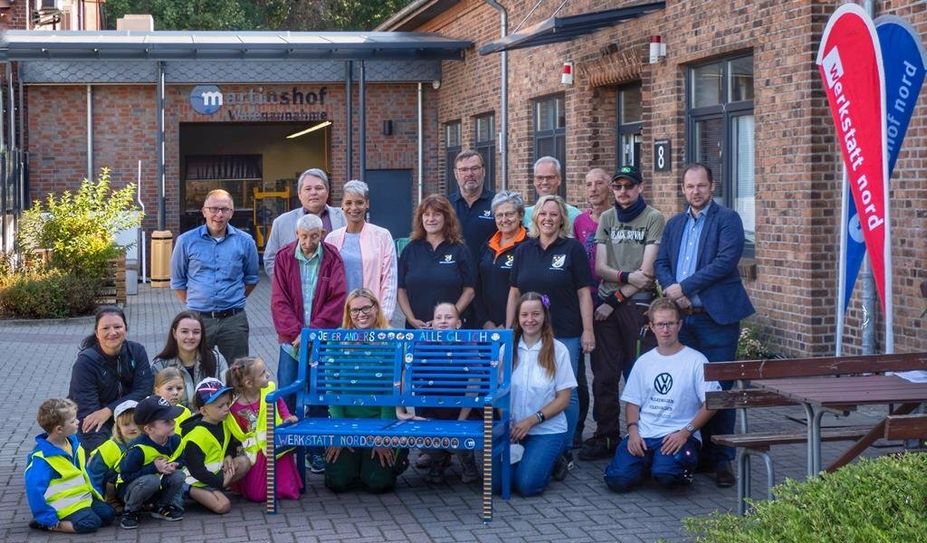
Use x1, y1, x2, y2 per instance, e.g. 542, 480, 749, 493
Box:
754, 374, 927, 476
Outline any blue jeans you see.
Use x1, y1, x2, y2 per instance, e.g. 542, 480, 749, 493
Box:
556, 336, 581, 456
494, 432, 567, 497
604, 435, 700, 492
121, 472, 185, 513
679, 314, 740, 467
63, 499, 115, 533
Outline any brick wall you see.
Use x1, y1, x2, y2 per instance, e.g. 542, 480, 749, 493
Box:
402, 0, 927, 356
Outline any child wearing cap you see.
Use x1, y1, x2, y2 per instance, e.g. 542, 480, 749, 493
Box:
177, 378, 251, 514
25, 398, 116, 533
115, 395, 186, 530
87, 399, 140, 508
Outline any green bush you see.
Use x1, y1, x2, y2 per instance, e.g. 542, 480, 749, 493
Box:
17, 167, 141, 280
737, 323, 772, 360
0, 268, 102, 318
684, 452, 927, 543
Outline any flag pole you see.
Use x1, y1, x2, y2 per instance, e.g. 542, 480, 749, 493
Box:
836, 168, 849, 357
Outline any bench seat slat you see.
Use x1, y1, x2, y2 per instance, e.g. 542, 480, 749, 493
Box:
711, 425, 873, 450
884, 414, 927, 440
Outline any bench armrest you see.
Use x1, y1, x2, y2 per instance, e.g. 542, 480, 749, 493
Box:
266, 380, 305, 403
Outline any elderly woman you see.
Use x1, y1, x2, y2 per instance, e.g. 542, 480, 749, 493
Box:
325, 179, 398, 320
151, 311, 228, 407
68, 306, 154, 452
397, 194, 476, 328
475, 191, 529, 329
506, 194, 595, 479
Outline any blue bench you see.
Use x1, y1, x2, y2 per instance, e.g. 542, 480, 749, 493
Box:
265, 328, 513, 522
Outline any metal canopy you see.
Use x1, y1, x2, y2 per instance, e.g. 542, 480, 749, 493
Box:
479, 1, 665, 55
0, 30, 471, 61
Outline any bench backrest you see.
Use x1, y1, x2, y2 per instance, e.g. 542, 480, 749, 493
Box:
704, 352, 927, 381
297, 328, 513, 410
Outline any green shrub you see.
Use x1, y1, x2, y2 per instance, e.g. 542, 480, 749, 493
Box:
684, 452, 927, 543
737, 323, 772, 360
0, 268, 102, 318
17, 167, 141, 279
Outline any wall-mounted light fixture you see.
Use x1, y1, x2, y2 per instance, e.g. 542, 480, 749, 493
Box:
561, 62, 574, 85
286, 120, 333, 139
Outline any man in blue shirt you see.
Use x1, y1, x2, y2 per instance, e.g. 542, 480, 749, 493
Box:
654, 163, 754, 488
450, 149, 496, 262
171, 189, 259, 364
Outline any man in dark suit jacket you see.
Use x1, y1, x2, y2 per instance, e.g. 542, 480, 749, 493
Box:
654, 163, 755, 488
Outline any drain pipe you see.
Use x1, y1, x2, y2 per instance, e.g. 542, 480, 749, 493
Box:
417, 82, 424, 204
86, 85, 93, 179
485, 0, 509, 190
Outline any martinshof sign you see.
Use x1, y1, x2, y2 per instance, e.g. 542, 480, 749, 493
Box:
190, 85, 329, 121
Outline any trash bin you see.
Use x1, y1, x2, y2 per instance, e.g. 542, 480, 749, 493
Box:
151, 230, 173, 288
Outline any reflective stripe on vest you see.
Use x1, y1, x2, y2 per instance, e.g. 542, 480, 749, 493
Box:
28, 445, 101, 520
226, 382, 283, 463
89, 439, 124, 471
178, 425, 230, 487
174, 406, 192, 436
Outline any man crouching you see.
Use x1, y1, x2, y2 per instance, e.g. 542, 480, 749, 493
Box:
604, 298, 719, 491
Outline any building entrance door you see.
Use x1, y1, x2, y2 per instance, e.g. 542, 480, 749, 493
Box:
365, 169, 413, 241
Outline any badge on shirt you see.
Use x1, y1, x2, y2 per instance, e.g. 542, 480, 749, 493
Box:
550, 254, 566, 270
502, 254, 514, 269
480, 210, 493, 220
654, 372, 674, 395
440, 254, 456, 264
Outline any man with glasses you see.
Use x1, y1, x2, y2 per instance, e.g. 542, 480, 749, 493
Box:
523, 156, 581, 230
654, 162, 755, 488
171, 189, 259, 363
603, 298, 719, 493
264, 168, 346, 278
579, 165, 665, 462
449, 150, 496, 261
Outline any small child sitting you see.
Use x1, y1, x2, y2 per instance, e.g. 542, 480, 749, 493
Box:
25, 398, 116, 533
178, 378, 251, 514
116, 395, 186, 529
153, 367, 192, 435
87, 400, 140, 508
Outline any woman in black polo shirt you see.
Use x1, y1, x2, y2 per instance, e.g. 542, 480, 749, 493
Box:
506, 194, 594, 479
475, 190, 528, 329
397, 194, 476, 328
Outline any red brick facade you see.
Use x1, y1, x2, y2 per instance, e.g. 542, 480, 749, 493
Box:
383, 0, 927, 357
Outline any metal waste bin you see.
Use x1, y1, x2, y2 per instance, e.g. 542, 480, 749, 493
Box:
151, 230, 173, 288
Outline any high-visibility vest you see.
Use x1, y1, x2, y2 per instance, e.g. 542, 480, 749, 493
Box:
116, 443, 177, 486
89, 439, 125, 472
226, 382, 284, 463
174, 406, 192, 435
26, 445, 102, 520
178, 425, 230, 487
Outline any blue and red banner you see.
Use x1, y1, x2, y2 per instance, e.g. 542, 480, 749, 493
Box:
817, 3, 890, 311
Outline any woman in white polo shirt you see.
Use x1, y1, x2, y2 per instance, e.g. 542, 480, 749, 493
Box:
502, 291, 577, 496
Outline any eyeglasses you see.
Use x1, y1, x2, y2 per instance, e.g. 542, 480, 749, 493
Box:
610, 183, 635, 192
494, 211, 519, 220
204, 206, 234, 215
535, 175, 558, 182
456, 166, 483, 173
349, 305, 375, 316
651, 321, 680, 330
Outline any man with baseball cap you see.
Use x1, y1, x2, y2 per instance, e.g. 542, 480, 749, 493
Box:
579, 165, 665, 461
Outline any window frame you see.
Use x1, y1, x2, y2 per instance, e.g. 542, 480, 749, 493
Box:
444, 120, 462, 196
616, 83, 643, 171
686, 54, 755, 253
472, 112, 496, 191
532, 93, 567, 199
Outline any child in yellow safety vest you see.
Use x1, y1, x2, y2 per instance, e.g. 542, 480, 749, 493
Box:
226, 356, 302, 501
25, 398, 116, 533
177, 378, 251, 514
87, 400, 141, 508
115, 395, 186, 530
153, 367, 192, 435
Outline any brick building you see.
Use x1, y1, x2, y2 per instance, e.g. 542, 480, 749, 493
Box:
378, 0, 927, 357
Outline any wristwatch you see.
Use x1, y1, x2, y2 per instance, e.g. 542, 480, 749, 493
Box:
684, 423, 696, 434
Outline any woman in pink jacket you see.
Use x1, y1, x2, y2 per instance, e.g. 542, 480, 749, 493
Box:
325, 180, 398, 321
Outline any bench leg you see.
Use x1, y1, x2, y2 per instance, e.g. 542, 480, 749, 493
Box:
802, 403, 815, 477
737, 449, 774, 516
811, 407, 827, 474
482, 406, 493, 523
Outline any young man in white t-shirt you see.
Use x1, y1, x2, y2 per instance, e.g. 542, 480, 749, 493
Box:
604, 298, 719, 491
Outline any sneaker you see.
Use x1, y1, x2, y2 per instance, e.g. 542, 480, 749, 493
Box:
120, 511, 140, 530
309, 453, 326, 474
458, 451, 480, 484
150, 505, 183, 522
552, 453, 571, 482
578, 436, 618, 461
414, 452, 432, 468
28, 520, 50, 531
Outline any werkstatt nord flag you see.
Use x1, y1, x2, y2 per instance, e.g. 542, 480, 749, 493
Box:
817, 3, 890, 311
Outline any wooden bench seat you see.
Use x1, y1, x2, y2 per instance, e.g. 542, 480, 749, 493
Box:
884, 414, 927, 440
712, 426, 873, 451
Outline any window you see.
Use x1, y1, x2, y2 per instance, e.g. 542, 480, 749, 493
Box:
687, 54, 755, 247
533, 94, 566, 197
473, 113, 495, 190
444, 120, 462, 195
617, 84, 642, 170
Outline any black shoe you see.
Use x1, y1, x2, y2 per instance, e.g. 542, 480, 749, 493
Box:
578, 436, 618, 461
715, 463, 735, 488
120, 511, 140, 530
150, 505, 183, 522
552, 453, 572, 482
28, 520, 50, 531
424, 463, 447, 484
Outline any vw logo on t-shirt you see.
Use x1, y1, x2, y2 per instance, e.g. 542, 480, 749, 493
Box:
654, 372, 673, 395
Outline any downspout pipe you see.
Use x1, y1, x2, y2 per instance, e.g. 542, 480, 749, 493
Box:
86, 85, 93, 180
485, 0, 508, 190
345, 61, 354, 180
359, 61, 366, 181
417, 82, 424, 205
